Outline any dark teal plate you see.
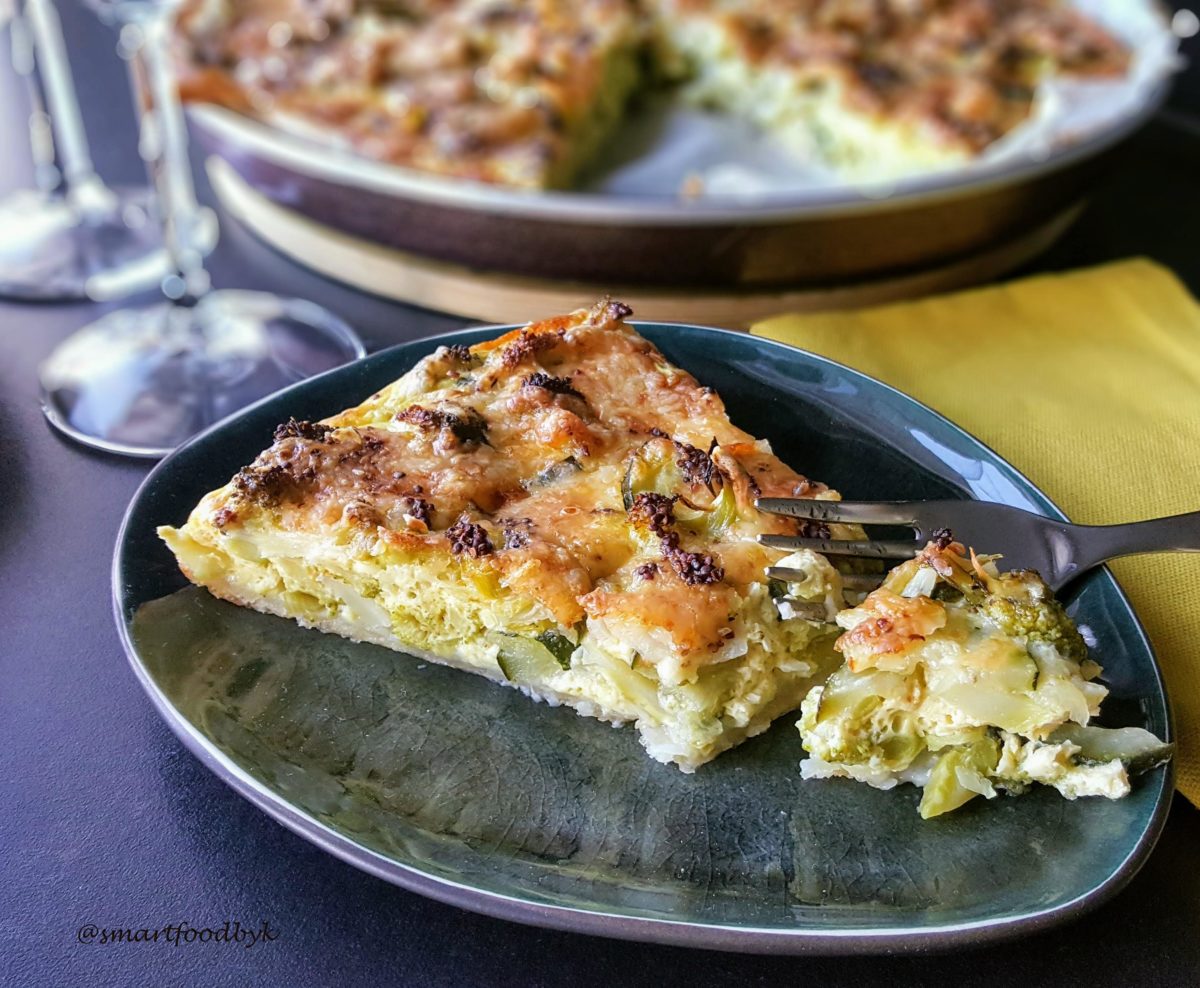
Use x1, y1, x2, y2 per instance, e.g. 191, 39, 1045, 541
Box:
113, 323, 1173, 954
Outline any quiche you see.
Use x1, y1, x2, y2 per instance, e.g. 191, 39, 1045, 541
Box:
159, 301, 856, 770
174, 0, 1131, 189
159, 302, 1171, 800
798, 537, 1173, 817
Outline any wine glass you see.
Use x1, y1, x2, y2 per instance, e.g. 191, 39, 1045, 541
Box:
39, 0, 365, 458
0, 0, 196, 300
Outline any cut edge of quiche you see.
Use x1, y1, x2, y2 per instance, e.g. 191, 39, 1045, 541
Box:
797, 538, 1173, 817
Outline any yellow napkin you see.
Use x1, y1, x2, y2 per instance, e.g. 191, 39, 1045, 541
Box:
753, 258, 1200, 807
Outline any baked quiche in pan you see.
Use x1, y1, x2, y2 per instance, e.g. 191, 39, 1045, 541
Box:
159, 302, 1171, 809
175, 0, 1131, 189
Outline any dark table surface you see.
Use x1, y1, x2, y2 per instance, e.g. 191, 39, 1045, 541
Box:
2, 6, 1199, 987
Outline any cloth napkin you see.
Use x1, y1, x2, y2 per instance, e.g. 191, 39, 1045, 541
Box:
752, 258, 1200, 807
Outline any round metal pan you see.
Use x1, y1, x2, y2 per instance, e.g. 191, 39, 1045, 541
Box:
188, 74, 1171, 290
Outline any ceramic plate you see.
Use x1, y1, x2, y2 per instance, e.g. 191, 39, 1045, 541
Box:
113, 324, 1173, 954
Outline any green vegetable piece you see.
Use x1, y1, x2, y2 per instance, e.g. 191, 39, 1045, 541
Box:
621, 440, 684, 511
968, 575, 1088, 663
621, 438, 724, 518
876, 714, 924, 768
490, 632, 572, 683
530, 457, 581, 488
535, 630, 578, 670
1048, 724, 1175, 775
682, 484, 737, 539
918, 736, 1001, 819
814, 667, 908, 725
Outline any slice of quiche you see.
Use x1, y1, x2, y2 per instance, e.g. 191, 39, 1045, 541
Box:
159, 301, 855, 770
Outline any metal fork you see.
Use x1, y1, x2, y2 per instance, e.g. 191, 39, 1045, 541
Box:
756, 498, 1200, 592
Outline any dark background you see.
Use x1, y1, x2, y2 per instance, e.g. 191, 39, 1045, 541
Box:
1, 4, 1199, 986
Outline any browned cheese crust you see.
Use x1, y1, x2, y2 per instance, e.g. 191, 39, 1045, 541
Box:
176, 0, 644, 187
196, 301, 839, 673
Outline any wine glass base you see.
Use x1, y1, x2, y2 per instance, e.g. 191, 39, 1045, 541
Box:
0, 185, 201, 302
39, 289, 366, 458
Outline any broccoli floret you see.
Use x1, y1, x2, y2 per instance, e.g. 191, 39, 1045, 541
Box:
967, 571, 1088, 664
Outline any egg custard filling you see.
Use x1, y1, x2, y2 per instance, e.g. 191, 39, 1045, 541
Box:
796, 538, 1173, 817
160, 301, 857, 771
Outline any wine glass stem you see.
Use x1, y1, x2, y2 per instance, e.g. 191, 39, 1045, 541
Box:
119, 8, 211, 305
12, 0, 110, 209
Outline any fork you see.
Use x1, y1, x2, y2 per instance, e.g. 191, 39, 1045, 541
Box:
756, 498, 1200, 592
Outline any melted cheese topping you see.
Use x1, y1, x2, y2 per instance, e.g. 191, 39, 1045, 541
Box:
168, 300, 838, 674
177, 0, 644, 187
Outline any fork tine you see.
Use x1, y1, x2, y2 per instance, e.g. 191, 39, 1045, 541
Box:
759, 534, 921, 559
755, 498, 919, 526
841, 573, 886, 592
766, 567, 884, 593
